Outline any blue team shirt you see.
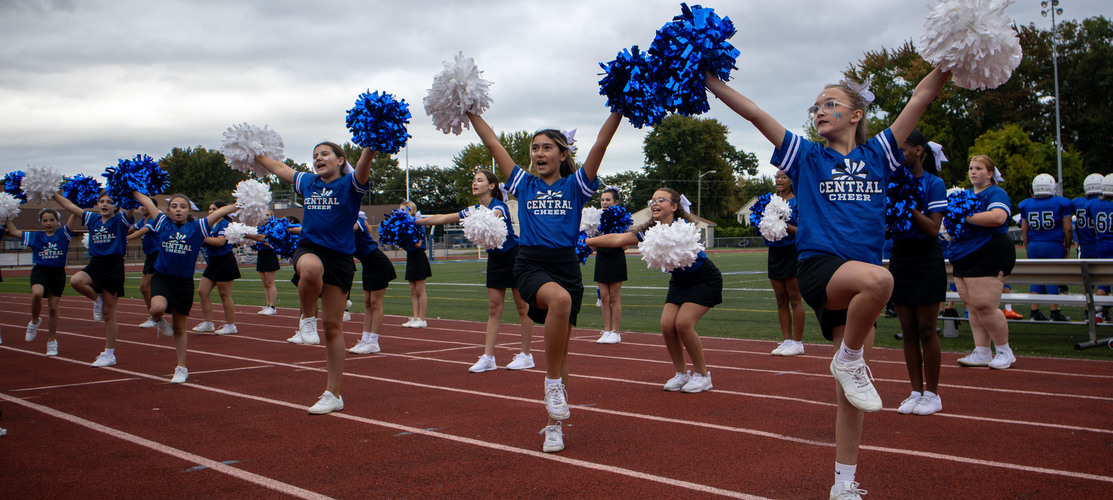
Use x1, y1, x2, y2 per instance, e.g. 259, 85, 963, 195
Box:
505, 166, 598, 248
148, 213, 212, 279
947, 185, 1012, 261
83, 211, 133, 257
892, 170, 948, 241
1073, 195, 1100, 247
1019, 195, 1072, 244
1086, 198, 1113, 257
204, 219, 234, 257
133, 217, 160, 255
294, 171, 370, 255
764, 195, 799, 248
771, 129, 903, 265
22, 228, 73, 268
458, 198, 519, 253
354, 217, 379, 256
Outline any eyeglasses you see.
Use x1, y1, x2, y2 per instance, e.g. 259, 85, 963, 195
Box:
807, 99, 853, 120
647, 197, 672, 207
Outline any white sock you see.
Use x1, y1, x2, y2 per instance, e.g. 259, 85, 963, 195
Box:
104, 348, 115, 356
361, 332, 375, 342
834, 462, 856, 485
545, 377, 562, 387
923, 390, 937, 399
995, 343, 1012, 355
974, 346, 992, 357
1005, 304, 1014, 312
836, 342, 864, 363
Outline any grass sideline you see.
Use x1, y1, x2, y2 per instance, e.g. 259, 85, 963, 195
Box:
2, 249, 1110, 360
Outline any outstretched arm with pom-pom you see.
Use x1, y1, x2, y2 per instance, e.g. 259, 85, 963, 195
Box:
586, 231, 638, 249
704, 75, 787, 149
52, 191, 85, 218
415, 212, 462, 226
466, 113, 517, 181
889, 68, 950, 146
4, 218, 23, 239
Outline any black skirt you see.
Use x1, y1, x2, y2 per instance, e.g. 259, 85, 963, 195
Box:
766, 244, 798, 281
359, 247, 397, 292
486, 246, 519, 289
151, 271, 195, 316
256, 246, 280, 273
666, 259, 722, 308
514, 246, 583, 326
202, 252, 241, 282
83, 255, 125, 296
890, 238, 946, 304
142, 250, 159, 275
292, 241, 356, 294
30, 265, 66, 298
405, 249, 432, 281
593, 246, 628, 283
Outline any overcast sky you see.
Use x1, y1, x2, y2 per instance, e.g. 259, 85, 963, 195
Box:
2, 0, 1110, 185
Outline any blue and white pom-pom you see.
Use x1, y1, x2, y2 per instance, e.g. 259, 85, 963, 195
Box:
231, 179, 272, 226
758, 195, 791, 241
598, 46, 666, 128
21, 166, 63, 204
580, 207, 602, 237
257, 217, 300, 258
886, 166, 925, 234
639, 219, 705, 272
599, 205, 633, 234
3, 171, 26, 203
424, 52, 494, 135
377, 209, 424, 249
576, 231, 594, 264
223, 222, 258, 246
748, 193, 772, 227
221, 123, 285, 178
648, 3, 741, 116
103, 154, 168, 210
346, 90, 412, 154
943, 188, 980, 241
919, 0, 1023, 90
461, 205, 508, 249
0, 192, 19, 223
61, 175, 102, 208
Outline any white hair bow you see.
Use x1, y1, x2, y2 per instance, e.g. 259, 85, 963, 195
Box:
602, 184, 621, 194
499, 183, 510, 201
927, 141, 948, 172
993, 168, 1005, 184
562, 129, 577, 154
342, 162, 354, 176
843, 79, 875, 107
679, 194, 692, 214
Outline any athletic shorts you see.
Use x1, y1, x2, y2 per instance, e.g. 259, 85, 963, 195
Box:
83, 255, 125, 296
292, 241, 356, 294
514, 246, 583, 326
151, 271, 195, 316
142, 250, 159, 275
951, 233, 1016, 278
30, 265, 66, 298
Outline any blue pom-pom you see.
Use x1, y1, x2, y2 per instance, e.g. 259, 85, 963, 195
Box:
377, 209, 424, 249
257, 217, 301, 258
599, 205, 633, 234
648, 3, 741, 116
598, 46, 666, 128
576, 231, 593, 264
102, 154, 169, 210
61, 175, 103, 208
944, 190, 980, 242
345, 90, 412, 154
3, 170, 27, 203
748, 193, 772, 227
885, 166, 924, 234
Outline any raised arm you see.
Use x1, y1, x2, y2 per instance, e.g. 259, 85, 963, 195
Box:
52, 192, 84, 218
256, 156, 297, 184
889, 68, 951, 145
705, 75, 787, 149
354, 147, 375, 186
586, 231, 638, 249
205, 206, 239, 228
466, 113, 515, 180
415, 213, 462, 226
581, 112, 623, 182
4, 219, 22, 239
127, 225, 151, 241
133, 192, 160, 219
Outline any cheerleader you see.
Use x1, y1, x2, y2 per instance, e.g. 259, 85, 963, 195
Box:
891, 131, 948, 415
255, 142, 374, 414
127, 200, 161, 328
706, 67, 950, 497
466, 110, 622, 453
399, 201, 431, 328
765, 170, 805, 356
587, 188, 721, 392
348, 212, 397, 354
193, 200, 241, 335
416, 170, 535, 372
6, 209, 73, 356
53, 190, 136, 367
255, 211, 281, 316
593, 187, 627, 344
134, 192, 238, 383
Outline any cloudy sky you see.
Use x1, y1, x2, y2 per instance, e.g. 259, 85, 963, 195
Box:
2, 0, 1110, 184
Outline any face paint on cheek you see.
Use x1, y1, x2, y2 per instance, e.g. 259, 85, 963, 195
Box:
834, 111, 842, 122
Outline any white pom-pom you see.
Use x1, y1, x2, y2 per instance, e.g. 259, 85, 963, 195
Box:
758, 195, 791, 241
221, 123, 286, 177
579, 207, 602, 237
21, 166, 63, 204
81, 232, 90, 249
423, 52, 494, 135
231, 179, 272, 226
638, 220, 705, 272
461, 205, 508, 249
0, 192, 19, 223
919, 0, 1023, 90
223, 222, 258, 246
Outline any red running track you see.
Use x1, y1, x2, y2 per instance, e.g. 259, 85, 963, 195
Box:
1, 293, 1111, 498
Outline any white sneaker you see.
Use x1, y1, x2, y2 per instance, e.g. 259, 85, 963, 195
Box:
258, 306, 277, 316
308, 391, 344, 414
214, 324, 238, 335
45, 340, 58, 356
540, 422, 564, 453
411, 319, 427, 328
988, 350, 1016, 370
289, 317, 319, 345
663, 371, 691, 391
91, 352, 116, 367
829, 355, 882, 412
343, 311, 352, 321
595, 298, 602, 307
957, 350, 992, 367
505, 352, 534, 370
770, 341, 788, 355
599, 331, 621, 344
830, 480, 867, 499
897, 391, 922, 414
595, 330, 611, 344
170, 366, 188, 384
92, 294, 103, 321
346, 299, 353, 309
681, 371, 713, 393
138, 317, 157, 328
778, 341, 805, 356
913, 392, 942, 415
25, 319, 41, 342
157, 319, 174, 337
401, 318, 417, 328
544, 383, 570, 421
192, 321, 215, 333
349, 339, 380, 354
468, 354, 497, 373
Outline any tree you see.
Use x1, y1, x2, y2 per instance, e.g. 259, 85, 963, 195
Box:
450, 131, 533, 206
597, 169, 648, 212
1047, 17, 1113, 176
404, 165, 467, 214
969, 124, 1083, 205
161, 146, 248, 206
340, 142, 405, 205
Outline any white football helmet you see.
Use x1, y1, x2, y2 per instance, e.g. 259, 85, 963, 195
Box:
1085, 173, 1104, 196
1104, 174, 1113, 197
1031, 173, 1056, 197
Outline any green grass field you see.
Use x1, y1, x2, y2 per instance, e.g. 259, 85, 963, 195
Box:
2, 249, 1110, 360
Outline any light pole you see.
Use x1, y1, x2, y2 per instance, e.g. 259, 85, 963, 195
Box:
697, 170, 716, 219
1042, 0, 1064, 195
